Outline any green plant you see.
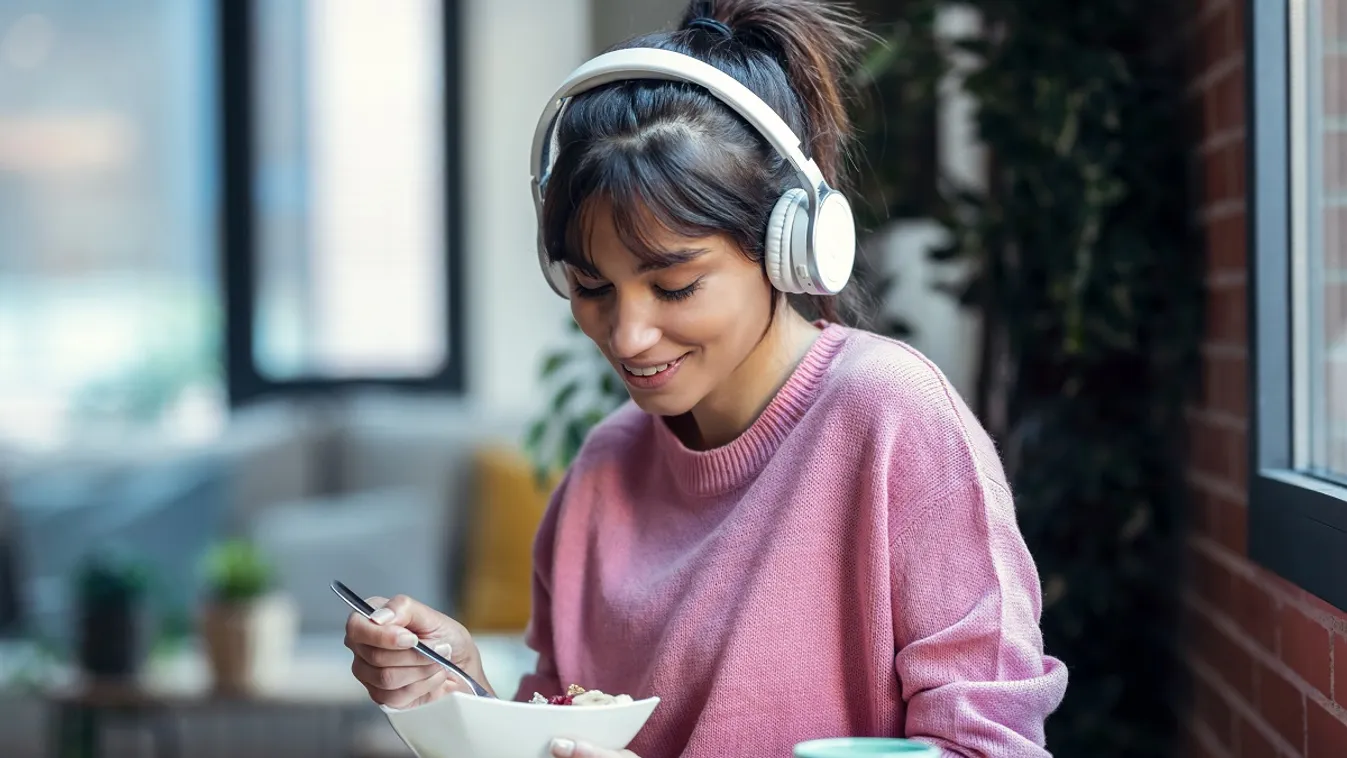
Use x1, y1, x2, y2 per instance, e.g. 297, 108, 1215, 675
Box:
201, 539, 274, 603
932, 2, 1202, 755
524, 320, 630, 483
75, 551, 151, 609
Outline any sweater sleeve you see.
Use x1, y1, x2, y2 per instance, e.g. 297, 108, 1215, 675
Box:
887, 391, 1068, 756
512, 472, 569, 702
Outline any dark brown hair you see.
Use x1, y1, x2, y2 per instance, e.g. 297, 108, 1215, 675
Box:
540, 0, 870, 323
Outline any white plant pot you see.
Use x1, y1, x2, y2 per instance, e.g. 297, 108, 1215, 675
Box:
200, 592, 298, 696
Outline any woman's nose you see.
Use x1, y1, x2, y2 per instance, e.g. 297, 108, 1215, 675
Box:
608, 295, 662, 360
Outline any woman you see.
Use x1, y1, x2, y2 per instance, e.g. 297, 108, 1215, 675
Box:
343, 1, 1068, 756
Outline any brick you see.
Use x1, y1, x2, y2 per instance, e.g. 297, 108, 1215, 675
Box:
1213, 492, 1248, 556
1190, 419, 1248, 488
1229, 425, 1249, 487
1204, 141, 1230, 204
1195, 672, 1236, 749
1181, 722, 1221, 758
1213, 624, 1259, 703
1207, 211, 1247, 273
1224, 63, 1246, 129
1281, 605, 1333, 696
1202, 350, 1249, 418
1336, 634, 1347, 703
1203, 7, 1229, 73
1257, 661, 1307, 750
1190, 420, 1221, 480
1237, 714, 1280, 758
1202, 138, 1247, 205
1191, 486, 1217, 539
1192, 544, 1236, 610
1307, 700, 1347, 757
1235, 573, 1278, 652
1206, 279, 1248, 346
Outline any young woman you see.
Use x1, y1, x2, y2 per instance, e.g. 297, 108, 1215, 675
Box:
343, 1, 1068, 756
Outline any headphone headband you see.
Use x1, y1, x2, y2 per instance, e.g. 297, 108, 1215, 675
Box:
530, 48, 828, 206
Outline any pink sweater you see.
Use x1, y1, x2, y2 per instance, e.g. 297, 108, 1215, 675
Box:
514, 324, 1068, 757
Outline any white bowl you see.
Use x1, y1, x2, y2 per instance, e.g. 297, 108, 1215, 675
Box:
381, 691, 660, 758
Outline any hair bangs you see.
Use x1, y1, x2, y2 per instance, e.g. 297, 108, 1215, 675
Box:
548, 130, 751, 278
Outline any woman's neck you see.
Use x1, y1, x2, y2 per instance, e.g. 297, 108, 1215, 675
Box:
678, 309, 822, 450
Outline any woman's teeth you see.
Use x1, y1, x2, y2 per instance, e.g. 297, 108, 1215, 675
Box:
623, 362, 670, 377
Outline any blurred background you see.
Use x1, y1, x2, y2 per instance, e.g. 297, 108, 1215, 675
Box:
0, 1, 1344, 757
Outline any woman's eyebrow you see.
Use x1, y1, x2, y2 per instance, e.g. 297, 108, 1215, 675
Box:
636, 247, 710, 273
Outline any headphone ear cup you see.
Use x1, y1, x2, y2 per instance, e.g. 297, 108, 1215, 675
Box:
765, 188, 808, 293
807, 191, 857, 296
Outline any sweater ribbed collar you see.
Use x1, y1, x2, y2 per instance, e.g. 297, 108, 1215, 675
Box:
652, 323, 848, 497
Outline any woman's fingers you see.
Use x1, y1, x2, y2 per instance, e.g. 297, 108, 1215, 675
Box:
361, 668, 453, 710
351, 655, 438, 693
343, 593, 483, 707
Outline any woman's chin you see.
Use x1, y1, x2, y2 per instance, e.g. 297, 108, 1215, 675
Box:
628, 390, 695, 418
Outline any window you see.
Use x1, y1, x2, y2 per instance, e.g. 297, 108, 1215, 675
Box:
219, 0, 463, 405
1249, 0, 1347, 611
0, 2, 225, 450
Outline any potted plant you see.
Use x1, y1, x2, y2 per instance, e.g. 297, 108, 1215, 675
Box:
198, 538, 297, 695
74, 551, 153, 679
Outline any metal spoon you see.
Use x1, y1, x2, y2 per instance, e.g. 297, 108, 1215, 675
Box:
330, 579, 495, 698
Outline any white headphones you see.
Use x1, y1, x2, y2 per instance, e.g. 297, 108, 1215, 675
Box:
529, 47, 856, 299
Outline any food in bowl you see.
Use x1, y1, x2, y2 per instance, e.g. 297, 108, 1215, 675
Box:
530, 683, 634, 707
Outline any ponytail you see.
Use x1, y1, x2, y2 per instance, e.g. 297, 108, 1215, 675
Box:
680, 0, 870, 190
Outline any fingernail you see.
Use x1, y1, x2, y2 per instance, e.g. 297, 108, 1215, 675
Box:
370, 608, 395, 625
396, 630, 418, 648
550, 738, 576, 758
434, 642, 453, 658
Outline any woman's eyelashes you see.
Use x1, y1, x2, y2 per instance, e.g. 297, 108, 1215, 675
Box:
654, 278, 702, 302
571, 281, 612, 299
570, 277, 703, 302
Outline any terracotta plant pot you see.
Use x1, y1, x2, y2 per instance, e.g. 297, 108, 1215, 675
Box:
200, 592, 298, 696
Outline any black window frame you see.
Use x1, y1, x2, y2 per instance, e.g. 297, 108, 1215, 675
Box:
217, 0, 466, 406
1248, 0, 1347, 612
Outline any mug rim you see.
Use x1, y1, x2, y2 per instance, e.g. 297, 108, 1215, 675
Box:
793, 737, 939, 757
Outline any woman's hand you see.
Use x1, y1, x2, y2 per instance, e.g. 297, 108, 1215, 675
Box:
549, 738, 639, 758
343, 594, 493, 709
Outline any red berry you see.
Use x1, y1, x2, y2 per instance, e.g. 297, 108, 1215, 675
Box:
547, 695, 573, 705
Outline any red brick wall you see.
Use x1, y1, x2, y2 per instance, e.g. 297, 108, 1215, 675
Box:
1183, 1, 1347, 756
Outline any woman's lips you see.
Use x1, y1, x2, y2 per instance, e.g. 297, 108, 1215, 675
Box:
619, 354, 688, 390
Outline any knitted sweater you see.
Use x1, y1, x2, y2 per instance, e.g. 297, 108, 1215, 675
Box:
513, 324, 1068, 757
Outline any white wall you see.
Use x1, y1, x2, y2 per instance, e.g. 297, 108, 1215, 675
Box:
590, 0, 682, 52
460, 0, 590, 416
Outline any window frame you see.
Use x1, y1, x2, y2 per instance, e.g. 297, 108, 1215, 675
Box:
216, 0, 466, 406
1248, 0, 1347, 612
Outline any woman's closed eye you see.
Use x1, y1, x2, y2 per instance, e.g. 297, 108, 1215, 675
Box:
570, 277, 704, 302
571, 280, 612, 299
654, 278, 702, 302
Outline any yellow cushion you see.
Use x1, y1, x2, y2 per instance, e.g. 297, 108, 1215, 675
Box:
458, 446, 560, 632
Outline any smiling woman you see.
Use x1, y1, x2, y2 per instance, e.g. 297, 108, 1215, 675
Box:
342, 1, 1067, 756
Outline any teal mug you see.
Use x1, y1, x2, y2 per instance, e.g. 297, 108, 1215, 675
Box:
794, 738, 939, 758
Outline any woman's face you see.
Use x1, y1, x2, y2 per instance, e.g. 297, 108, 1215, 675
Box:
567, 200, 775, 418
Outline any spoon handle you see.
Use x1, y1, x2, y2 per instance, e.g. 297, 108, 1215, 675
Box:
330, 579, 495, 698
